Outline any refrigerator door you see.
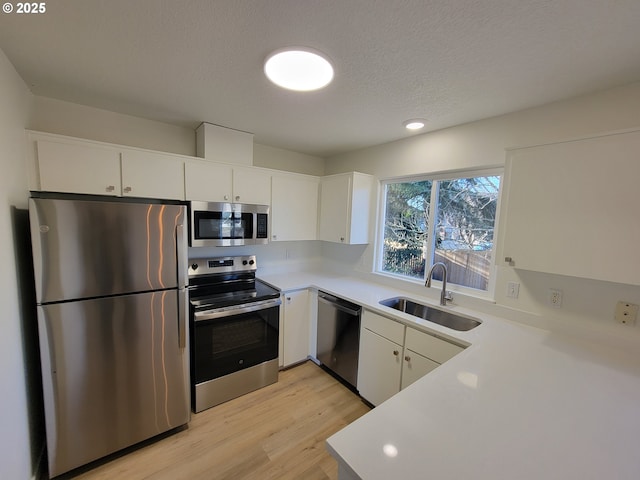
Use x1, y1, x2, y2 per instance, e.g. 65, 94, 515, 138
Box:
29, 198, 187, 304
38, 290, 190, 478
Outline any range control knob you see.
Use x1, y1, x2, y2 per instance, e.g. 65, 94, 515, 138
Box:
242, 260, 248, 265
249, 259, 255, 265
191, 264, 198, 270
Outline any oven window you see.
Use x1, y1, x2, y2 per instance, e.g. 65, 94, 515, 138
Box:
193, 305, 279, 383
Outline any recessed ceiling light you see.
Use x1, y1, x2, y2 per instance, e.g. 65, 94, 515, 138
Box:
403, 119, 426, 130
264, 47, 334, 92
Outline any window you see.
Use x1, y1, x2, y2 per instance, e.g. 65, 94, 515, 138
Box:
379, 172, 501, 292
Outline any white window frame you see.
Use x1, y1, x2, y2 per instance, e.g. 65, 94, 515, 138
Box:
375, 167, 504, 300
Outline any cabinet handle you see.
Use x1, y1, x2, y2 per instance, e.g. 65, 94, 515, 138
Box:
106, 185, 115, 192
235, 195, 240, 201
393, 350, 399, 356
340, 237, 345, 242
272, 235, 277, 240
505, 256, 515, 266
123, 186, 132, 193
224, 195, 229, 201
286, 297, 291, 302
404, 355, 411, 362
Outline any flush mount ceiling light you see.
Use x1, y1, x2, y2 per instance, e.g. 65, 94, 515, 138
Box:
264, 47, 334, 92
403, 119, 426, 130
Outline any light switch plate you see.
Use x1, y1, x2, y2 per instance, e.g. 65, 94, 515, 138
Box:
506, 282, 520, 299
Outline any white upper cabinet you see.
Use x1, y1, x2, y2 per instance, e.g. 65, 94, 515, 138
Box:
319, 172, 375, 244
35, 139, 122, 196
184, 161, 271, 205
500, 129, 640, 286
271, 173, 319, 242
120, 150, 185, 200
232, 166, 272, 205
31, 133, 185, 200
184, 160, 233, 202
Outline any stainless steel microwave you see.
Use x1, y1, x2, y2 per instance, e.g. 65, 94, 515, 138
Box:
190, 201, 269, 247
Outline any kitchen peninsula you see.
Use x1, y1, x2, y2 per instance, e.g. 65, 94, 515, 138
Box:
260, 270, 640, 480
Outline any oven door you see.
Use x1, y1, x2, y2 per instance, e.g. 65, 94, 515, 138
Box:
192, 299, 280, 385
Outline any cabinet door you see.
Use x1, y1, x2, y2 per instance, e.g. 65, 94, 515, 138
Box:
400, 349, 439, 390
37, 140, 121, 196
184, 161, 233, 202
233, 167, 271, 205
271, 175, 319, 241
121, 150, 184, 200
319, 174, 350, 243
282, 290, 311, 367
357, 327, 402, 406
501, 130, 640, 285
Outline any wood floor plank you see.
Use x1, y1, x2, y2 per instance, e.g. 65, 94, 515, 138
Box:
70, 361, 370, 480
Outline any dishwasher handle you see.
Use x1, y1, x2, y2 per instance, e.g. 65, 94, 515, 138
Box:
318, 292, 361, 317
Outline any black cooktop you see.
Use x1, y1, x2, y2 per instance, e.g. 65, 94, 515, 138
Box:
189, 278, 280, 310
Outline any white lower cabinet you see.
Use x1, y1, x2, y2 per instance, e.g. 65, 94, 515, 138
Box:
281, 289, 311, 368
400, 350, 439, 390
357, 327, 403, 406
357, 310, 465, 406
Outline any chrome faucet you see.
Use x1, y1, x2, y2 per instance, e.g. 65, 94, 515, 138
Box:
425, 262, 453, 306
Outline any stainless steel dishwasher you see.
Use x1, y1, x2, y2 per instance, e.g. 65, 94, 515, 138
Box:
316, 291, 361, 390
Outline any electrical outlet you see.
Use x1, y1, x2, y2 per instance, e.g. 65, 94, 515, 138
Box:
506, 282, 520, 299
615, 301, 638, 325
548, 288, 563, 308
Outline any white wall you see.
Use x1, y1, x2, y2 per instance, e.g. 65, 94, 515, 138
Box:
0, 48, 37, 479
189, 241, 324, 277
29, 96, 197, 156
325, 82, 640, 338
253, 143, 325, 176
29, 97, 327, 175
326, 82, 640, 178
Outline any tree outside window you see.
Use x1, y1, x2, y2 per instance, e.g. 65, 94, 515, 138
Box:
381, 174, 501, 291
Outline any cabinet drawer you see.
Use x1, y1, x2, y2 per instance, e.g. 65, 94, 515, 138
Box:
362, 310, 404, 345
405, 327, 464, 364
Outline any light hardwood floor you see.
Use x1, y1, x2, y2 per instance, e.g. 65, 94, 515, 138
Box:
70, 361, 370, 480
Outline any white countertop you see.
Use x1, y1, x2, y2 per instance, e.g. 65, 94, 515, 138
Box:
259, 271, 640, 480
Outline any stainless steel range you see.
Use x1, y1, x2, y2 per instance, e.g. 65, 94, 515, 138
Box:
188, 255, 281, 412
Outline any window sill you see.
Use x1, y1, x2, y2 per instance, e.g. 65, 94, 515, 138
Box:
371, 270, 497, 306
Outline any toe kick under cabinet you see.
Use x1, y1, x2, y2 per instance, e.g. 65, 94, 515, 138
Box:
357, 310, 465, 406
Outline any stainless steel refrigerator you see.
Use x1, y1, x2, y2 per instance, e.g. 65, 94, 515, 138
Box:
29, 197, 190, 477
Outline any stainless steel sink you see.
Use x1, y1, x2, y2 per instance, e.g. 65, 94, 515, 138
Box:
379, 297, 481, 331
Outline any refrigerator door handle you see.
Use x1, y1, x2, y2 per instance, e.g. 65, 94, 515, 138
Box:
176, 223, 187, 289
178, 288, 187, 349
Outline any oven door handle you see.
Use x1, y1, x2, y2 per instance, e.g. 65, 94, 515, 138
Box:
194, 297, 282, 322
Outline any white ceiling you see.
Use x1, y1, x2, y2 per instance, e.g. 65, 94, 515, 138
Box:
1, 0, 640, 157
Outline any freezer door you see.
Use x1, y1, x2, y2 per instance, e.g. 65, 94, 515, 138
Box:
37, 291, 190, 477
29, 198, 187, 303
